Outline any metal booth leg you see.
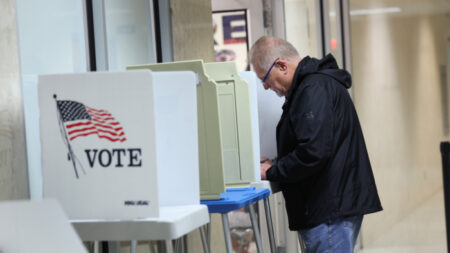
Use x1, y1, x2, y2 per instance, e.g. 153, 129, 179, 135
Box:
264, 197, 277, 253
200, 225, 210, 253
107, 241, 121, 253
130, 240, 137, 253
207, 215, 211, 246
249, 203, 264, 253
93, 241, 99, 253
221, 213, 233, 253
156, 241, 165, 253
165, 240, 175, 253
174, 238, 180, 253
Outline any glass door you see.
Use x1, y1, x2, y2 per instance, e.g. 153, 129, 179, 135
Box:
324, 0, 344, 67
284, 0, 321, 58
283, 0, 351, 70
92, 0, 157, 71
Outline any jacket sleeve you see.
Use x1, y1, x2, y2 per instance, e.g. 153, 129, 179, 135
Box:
266, 81, 334, 182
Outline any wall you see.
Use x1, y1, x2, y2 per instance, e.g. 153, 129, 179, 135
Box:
351, 12, 450, 245
0, 0, 29, 200
171, 0, 215, 62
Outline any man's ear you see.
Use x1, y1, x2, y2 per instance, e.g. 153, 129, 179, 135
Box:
277, 59, 288, 71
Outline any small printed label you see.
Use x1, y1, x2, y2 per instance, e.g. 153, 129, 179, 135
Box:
124, 200, 150, 206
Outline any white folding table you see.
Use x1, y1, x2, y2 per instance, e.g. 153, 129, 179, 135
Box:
71, 205, 210, 253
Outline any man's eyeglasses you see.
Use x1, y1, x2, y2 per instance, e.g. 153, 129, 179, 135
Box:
262, 58, 280, 83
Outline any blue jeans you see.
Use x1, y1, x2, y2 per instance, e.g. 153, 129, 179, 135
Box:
298, 215, 363, 253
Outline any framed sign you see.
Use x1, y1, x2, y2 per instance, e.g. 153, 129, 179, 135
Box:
213, 9, 250, 71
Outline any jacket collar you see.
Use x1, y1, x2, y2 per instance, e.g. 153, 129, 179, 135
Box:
282, 57, 311, 110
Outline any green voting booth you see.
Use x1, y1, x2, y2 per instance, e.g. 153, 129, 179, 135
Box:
128, 60, 255, 200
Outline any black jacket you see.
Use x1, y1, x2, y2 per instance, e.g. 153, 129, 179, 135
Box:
266, 54, 382, 230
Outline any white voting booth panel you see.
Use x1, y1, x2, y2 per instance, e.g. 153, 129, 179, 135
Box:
38, 70, 199, 220
239, 71, 283, 193
151, 72, 200, 207
254, 73, 283, 159
0, 199, 87, 253
238, 71, 261, 183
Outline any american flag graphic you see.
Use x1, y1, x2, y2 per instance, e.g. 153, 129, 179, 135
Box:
57, 100, 126, 142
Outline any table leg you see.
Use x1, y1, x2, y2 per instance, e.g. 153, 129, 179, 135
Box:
174, 238, 179, 253
264, 197, 277, 253
130, 240, 137, 253
165, 240, 174, 253
174, 237, 185, 253
221, 213, 233, 253
200, 225, 210, 253
94, 241, 99, 253
148, 241, 156, 253
181, 236, 187, 253
249, 203, 264, 253
156, 241, 165, 253
207, 215, 211, 247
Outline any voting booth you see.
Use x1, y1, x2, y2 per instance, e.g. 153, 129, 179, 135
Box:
38, 70, 200, 220
128, 61, 257, 200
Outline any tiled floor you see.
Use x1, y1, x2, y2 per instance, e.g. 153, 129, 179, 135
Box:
360, 189, 447, 253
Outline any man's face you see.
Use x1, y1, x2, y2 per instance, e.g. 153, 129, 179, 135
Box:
254, 60, 289, 97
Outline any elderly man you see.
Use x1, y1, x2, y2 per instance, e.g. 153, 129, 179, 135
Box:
250, 36, 382, 253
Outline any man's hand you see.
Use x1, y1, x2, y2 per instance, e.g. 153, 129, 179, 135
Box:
260, 157, 272, 180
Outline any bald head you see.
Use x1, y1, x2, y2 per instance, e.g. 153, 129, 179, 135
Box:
249, 36, 301, 72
